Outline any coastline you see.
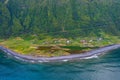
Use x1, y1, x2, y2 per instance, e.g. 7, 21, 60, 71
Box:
0, 44, 120, 63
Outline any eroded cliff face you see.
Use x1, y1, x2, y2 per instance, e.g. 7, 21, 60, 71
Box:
0, 0, 120, 38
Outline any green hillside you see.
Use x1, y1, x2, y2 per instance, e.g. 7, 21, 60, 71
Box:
0, 0, 120, 38
1, 0, 120, 57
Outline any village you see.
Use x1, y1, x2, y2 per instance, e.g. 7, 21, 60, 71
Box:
0, 35, 118, 57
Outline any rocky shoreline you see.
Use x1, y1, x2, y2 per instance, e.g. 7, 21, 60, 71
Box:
0, 44, 120, 63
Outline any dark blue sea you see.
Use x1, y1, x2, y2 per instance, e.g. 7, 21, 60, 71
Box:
0, 49, 120, 80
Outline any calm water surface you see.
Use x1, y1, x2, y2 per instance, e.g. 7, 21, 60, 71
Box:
0, 49, 120, 80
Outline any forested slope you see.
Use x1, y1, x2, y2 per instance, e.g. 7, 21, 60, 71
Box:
0, 0, 120, 38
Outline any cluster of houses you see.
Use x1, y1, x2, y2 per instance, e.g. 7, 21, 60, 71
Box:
80, 38, 103, 47
42, 38, 103, 47
42, 38, 71, 46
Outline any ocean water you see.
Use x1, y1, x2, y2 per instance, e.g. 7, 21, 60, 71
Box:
0, 49, 120, 80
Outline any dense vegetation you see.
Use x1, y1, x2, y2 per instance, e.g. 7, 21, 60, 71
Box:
0, 0, 120, 57
0, 0, 120, 38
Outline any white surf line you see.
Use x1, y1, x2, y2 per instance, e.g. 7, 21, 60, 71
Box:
0, 44, 120, 63
4, 0, 9, 4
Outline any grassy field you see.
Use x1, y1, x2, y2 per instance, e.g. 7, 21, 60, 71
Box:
0, 35, 120, 57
